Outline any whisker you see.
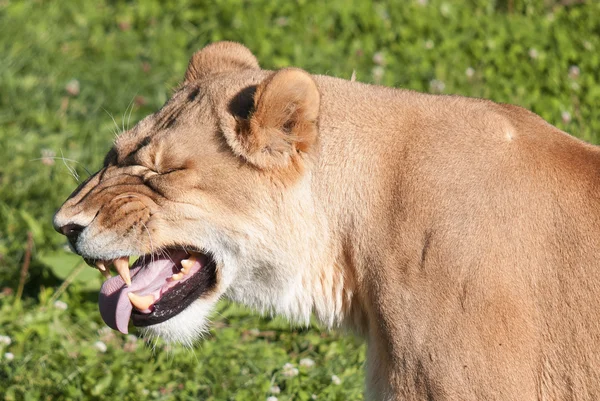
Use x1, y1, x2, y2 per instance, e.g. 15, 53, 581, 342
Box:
141, 222, 155, 260
126, 93, 138, 131
81, 165, 92, 177
164, 248, 177, 267
102, 107, 122, 138
30, 156, 81, 164
122, 96, 134, 135
60, 149, 79, 182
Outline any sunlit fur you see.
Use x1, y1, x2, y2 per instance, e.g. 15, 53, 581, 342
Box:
54, 42, 600, 400
140, 297, 216, 347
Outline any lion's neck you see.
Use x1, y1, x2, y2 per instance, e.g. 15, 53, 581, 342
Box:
304, 244, 365, 331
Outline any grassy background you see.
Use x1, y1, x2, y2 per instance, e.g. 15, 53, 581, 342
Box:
1, 0, 599, 399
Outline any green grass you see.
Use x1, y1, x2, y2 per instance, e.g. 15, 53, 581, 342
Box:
1, 293, 364, 401
1, 0, 599, 399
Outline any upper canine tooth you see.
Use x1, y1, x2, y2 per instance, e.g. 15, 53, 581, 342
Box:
114, 257, 132, 286
127, 292, 155, 310
180, 255, 197, 274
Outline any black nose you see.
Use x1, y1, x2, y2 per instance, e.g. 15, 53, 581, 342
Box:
60, 223, 84, 237
59, 223, 85, 246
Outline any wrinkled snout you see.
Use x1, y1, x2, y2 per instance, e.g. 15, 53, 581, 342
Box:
52, 171, 103, 254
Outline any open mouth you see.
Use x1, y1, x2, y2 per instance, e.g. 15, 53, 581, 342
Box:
94, 249, 217, 334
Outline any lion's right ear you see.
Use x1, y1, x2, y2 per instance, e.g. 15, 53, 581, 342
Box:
224, 68, 320, 170
184, 42, 260, 83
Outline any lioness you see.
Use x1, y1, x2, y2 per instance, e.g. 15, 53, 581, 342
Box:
54, 42, 600, 400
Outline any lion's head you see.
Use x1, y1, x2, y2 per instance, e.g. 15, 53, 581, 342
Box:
53, 42, 330, 344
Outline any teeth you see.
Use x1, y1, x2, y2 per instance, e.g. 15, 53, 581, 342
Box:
171, 272, 184, 281
171, 254, 198, 281
95, 261, 107, 272
128, 292, 155, 310
180, 254, 197, 274
95, 261, 111, 278
114, 257, 132, 286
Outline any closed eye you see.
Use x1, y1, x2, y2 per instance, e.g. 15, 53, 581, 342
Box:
159, 167, 186, 175
141, 166, 186, 194
139, 165, 185, 177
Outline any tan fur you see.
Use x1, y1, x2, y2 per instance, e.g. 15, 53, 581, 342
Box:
184, 41, 259, 82
55, 42, 600, 400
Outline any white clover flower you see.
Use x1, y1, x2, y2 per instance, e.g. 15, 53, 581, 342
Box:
299, 358, 315, 368
275, 17, 289, 27
41, 149, 56, 166
373, 52, 385, 66
424, 39, 434, 50
429, 79, 445, 93
270, 385, 281, 394
312, 395, 318, 400
372, 66, 385, 83
98, 326, 112, 336
65, 79, 80, 96
94, 341, 107, 353
54, 300, 68, 310
440, 3, 451, 16
331, 374, 341, 385
0, 335, 11, 346
528, 48, 539, 60
126, 334, 138, 343
4, 352, 14, 361
465, 67, 475, 78
561, 111, 572, 124
568, 65, 580, 79
267, 397, 278, 401
282, 363, 299, 377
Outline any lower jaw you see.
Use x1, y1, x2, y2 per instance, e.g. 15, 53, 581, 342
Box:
131, 257, 218, 327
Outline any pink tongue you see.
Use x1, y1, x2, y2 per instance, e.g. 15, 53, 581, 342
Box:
99, 252, 185, 333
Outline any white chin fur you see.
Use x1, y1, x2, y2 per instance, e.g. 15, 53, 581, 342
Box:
138, 296, 218, 347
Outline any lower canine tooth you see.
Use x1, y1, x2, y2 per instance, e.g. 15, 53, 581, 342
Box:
96, 261, 110, 278
171, 272, 184, 281
128, 292, 155, 310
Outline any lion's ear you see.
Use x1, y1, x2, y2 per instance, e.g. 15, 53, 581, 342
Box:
184, 41, 259, 83
231, 68, 320, 169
